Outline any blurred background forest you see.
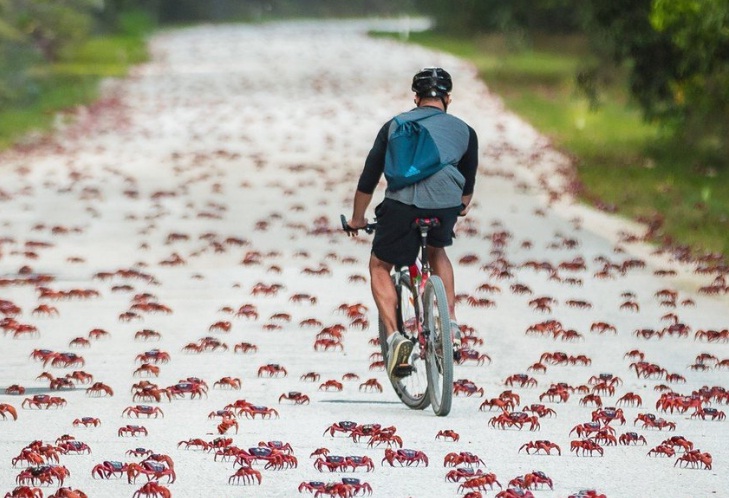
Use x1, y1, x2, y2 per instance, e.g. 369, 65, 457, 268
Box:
1, 0, 727, 258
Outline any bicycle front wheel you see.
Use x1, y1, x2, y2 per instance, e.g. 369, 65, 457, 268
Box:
378, 273, 430, 410
424, 275, 453, 416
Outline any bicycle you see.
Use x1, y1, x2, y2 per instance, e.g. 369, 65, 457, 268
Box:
340, 214, 454, 416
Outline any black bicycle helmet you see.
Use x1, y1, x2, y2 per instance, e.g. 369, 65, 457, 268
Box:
411, 67, 452, 98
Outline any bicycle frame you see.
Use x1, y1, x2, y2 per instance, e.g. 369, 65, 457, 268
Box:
400, 217, 440, 349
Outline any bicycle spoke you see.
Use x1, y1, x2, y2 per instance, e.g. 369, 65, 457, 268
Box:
378, 274, 430, 410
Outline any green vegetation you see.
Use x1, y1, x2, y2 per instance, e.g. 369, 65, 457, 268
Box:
389, 31, 729, 257
0, 7, 151, 149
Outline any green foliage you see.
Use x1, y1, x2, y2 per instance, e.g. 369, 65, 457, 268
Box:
414, 0, 581, 35
0, 1, 151, 149
3, 0, 102, 60
648, 0, 729, 154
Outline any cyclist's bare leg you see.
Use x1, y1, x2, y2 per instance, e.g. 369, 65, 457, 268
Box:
427, 246, 456, 320
369, 253, 397, 336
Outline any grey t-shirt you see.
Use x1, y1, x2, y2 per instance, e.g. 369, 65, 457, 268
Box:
385, 107, 469, 209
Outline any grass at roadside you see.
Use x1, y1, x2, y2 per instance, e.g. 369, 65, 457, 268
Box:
379, 31, 729, 259
0, 12, 151, 150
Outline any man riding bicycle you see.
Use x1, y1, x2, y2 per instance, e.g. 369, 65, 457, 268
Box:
346, 67, 479, 380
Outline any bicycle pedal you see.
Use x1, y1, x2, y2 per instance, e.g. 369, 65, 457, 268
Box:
393, 365, 413, 378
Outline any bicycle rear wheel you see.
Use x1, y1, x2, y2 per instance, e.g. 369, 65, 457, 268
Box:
378, 272, 430, 410
424, 275, 453, 416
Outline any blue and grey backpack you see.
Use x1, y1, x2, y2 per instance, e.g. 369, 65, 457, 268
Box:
384, 107, 444, 191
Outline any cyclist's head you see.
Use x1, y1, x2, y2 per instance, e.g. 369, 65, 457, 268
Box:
412, 67, 452, 109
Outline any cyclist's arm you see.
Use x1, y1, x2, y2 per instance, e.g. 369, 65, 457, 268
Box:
457, 126, 479, 205
349, 121, 390, 230
356, 121, 391, 194
349, 190, 373, 230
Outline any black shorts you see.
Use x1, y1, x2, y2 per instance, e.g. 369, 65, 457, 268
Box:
372, 199, 461, 267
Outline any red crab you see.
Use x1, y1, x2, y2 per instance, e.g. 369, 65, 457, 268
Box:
118, 425, 148, 437
22, 395, 66, 409
674, 449, 712, 470
453, 379, 485, 397
314, 338, 343, 351
359, 378, 383, 392
570, 439, 604, 457
127, 460, 175, 484
5, 385, 25, 395
300, 372, 321, 382
518, 440, 561, 455
570, 421, 611, 438
5, 486, 45, 498
567, 490, 606, 498
619, 431, 647, 445
123, 405, 164, 418
489, 411, 540, 431
57, 440, 91, 455
133, 364, 160, 378
522, 404, 556, 418
177, 438, 210, 451
445, 467, 485, 482
505, 374, 537, 388
213, 377, 241, 390
238, 405, 279, 419
458, 349, 491, 365
85, 382, 114, 397
259, 440, 294, 454
635, 413, 676, 430
382, 448, 428, 467
278, 391, 310, 404
91, 460, 128, 479
228, 466, 262, 485
217, 418, 239, 435
616, 392, 643, 407
135, 350, 170, 364
444, 451, 485, 467
459, 474, 503, 493
510, 471, 553, 490
132, 481, 171, 498
592, 407, 626, 425
134, 329, 161, 341
319, 379, 344, 391
691, 407, 726, 421
662, 435, 694, 452
647, 443, 675, 457
366, 427, 403, 448
323, 420, 359, 437
233, 342, 258, 354
435, 429, 460, 442
257, 363, 287, 377
126, 448, 153, 457
167, 380, 207, 399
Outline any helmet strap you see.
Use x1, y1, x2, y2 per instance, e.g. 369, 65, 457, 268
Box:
440, 95, 449, 112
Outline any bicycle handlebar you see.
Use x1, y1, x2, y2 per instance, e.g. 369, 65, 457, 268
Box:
340, 214, 377, 235
340, 204, 467, 236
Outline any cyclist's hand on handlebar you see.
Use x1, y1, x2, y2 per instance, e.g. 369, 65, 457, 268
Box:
340, 214, 376, 235
345, 218, 369, 237
459, 203, 471, 217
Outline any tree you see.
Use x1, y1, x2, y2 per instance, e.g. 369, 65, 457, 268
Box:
413, 0, 580, 35
1, 0, 101, 61
649, 0, 729, 151
582, 0, 729, 154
